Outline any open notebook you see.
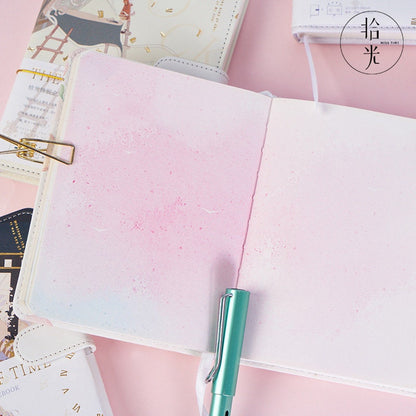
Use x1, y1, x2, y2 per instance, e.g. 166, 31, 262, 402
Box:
15, 52, 416, 396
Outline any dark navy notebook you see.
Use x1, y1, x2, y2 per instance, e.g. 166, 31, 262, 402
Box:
0, 209, 32, 359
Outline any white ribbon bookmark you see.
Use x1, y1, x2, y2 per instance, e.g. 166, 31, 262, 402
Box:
304, 36, 319, 104
196, 352, 214, 416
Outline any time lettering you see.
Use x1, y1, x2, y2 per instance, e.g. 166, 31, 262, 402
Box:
0, 362, 52, 384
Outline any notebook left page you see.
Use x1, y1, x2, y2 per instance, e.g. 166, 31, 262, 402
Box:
16, 52, 271, 354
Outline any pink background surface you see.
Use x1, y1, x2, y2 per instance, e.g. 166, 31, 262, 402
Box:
1, 1, 416, 415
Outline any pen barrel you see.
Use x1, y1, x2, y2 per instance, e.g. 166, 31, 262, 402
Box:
209, 394, 234, 416
212, 288, 250, 397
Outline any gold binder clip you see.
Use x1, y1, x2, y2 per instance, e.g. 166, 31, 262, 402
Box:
16, 138, 44, 162
0, 134, 75, 165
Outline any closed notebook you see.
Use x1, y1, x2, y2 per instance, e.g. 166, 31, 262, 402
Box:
1, 0, 249, 182
15, 52, 416, 396
292, 0, 416, 44
28, 0, 249, 69
0, 346, 113, 416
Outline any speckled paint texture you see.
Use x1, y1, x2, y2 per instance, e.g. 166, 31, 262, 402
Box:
30, 52, 271, 352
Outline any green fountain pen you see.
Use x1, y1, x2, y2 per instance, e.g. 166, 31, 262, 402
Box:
206, 288, 250, 416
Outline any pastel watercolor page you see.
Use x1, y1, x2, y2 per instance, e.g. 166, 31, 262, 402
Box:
27, 52, 271, 353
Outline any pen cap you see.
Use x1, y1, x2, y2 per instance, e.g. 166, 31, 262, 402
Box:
212, 288, 249, 396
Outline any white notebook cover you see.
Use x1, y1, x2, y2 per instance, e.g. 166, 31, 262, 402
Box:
0, 348, 113, 415
292, 0, 416, 43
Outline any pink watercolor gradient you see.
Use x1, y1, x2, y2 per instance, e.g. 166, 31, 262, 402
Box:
1, 1, 416, 416
29, 52, 270, 353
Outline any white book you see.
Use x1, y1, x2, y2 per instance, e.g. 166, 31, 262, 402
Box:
0, 348, 113, 416
292, 0, 416, 44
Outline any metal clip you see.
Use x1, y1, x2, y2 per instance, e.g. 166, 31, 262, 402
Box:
0, 134, 75, 165
205, 292, 233, 383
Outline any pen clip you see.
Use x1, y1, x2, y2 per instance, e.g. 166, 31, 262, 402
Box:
205, 292, 233, 383
0, 134, 75, 165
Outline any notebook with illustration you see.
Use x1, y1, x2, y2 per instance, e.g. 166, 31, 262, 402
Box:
28, 0, 248, 70
15, 52, 416, 396
0, 209, 33, 360
0, 0, 248, 182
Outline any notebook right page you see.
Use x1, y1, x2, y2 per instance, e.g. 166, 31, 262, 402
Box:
238, 98, 416, 395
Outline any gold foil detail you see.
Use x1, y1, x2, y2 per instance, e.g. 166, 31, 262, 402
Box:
166, 8, 173, 13
145, 46, 151, 53
235, 13, 240, 19
98, 10, 104, 18
412, 18, 416, 25
160, 31, 166, 37
16, 69, 64, 82
151, 1, 156, 6
196, 29, 202, 37
130, 37, 137, 43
